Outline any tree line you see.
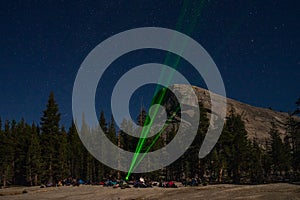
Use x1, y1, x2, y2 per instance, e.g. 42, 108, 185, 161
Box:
0, 92, 299, 186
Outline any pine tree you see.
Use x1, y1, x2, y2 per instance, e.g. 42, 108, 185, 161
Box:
99, 111, 108, 133
97, 112, 108, 180
68, 121, 84, 179
223, 110, 250, 184
0, 120, 14, 187
196, 103, 210, 181
26, 123, 42, 186
286, 98, 300, 176
283, 135, 292, 173
119, 118, 135, 152
10, 119, 17, 184
269, 122, 287, 176
40, 92, 61, 184
0, 118, 4, 186
57, 126, 70, 179
262, 139, 272, 182
249, 140, 264, 184
107, 115, 117, 145
14, 120, 32, 185
181, 103, 210, 182
293, 97, 300, 116
292, 98, 300, 173
105, 115, 118, 178
137, 108, 149, 127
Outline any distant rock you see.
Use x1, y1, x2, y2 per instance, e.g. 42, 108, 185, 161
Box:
168, 84, 299, 145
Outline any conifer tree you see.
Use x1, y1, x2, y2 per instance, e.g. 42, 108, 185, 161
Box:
97, 112, 108, 179
223, 110, 249, 184
249, 140, 264, 184
68, 121, 84, 179
289, 98, 300, 174
137, 108, 148, 127
26, 123, 42, 186
0, 119, 4, 186
269, 122, 287, 176
58, 126, 69, 179
108, 115, 117, 145
0, 120, 14, 187
119, 118, 135, 152
14, 120, 31, 185
40, 92, 61, 184
183, 103, 209, 181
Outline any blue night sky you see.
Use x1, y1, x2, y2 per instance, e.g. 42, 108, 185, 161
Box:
0, 0, 299, 126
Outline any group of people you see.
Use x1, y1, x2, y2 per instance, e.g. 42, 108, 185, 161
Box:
181, 178, 200, 186
42, 177, 203, 189
98, 177, 179, 189
41, 177, 84, 188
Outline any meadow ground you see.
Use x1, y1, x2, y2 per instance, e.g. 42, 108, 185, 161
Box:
0, 183, 299, 200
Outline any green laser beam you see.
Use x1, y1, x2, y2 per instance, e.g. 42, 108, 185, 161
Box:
125, 101, 181, 180
126, 0, 207, 180
126, 90, 167, 179
126, 0, 205, 179
131, 108, 181, 173
126, 0, 249, 179
131, 92, 193, 174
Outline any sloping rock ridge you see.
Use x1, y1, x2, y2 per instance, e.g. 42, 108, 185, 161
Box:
170, 84, 297, 145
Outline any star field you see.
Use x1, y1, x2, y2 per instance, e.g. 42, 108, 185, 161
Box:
0, 0, 299, 125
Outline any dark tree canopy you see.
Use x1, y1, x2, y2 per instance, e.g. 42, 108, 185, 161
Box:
0, 93, 299, 186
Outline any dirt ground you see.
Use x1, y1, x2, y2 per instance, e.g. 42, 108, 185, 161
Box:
0, 183, 299, 200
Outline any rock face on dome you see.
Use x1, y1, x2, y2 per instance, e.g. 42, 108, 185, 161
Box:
169, 84, 297, 145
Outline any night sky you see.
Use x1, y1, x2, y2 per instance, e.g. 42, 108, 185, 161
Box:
0, 0, 299, 126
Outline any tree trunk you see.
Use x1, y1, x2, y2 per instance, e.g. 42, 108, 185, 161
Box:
12, 161, 15, 184
49, 155, 53, 184
197, 159, 201, 179
34, 174, 38, 186
3, 173, 6, 188
218, 166, 223, 183
28, 168, 32, 186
